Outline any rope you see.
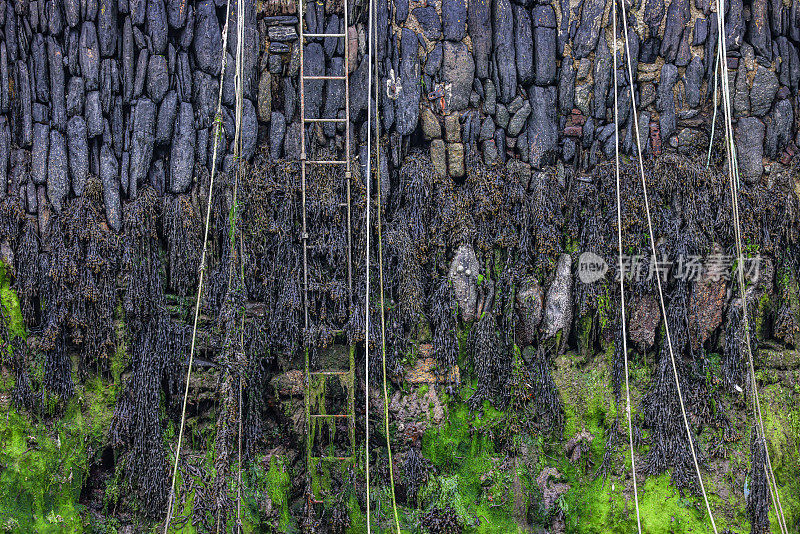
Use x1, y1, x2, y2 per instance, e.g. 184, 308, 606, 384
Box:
374, 35, 402, 534
617, 3, 719, 531
164, 0, 233, 530
611, 5, 642, 532
706, 50, 720, 168
713, 3, 789, 530
364, 0, 375, 527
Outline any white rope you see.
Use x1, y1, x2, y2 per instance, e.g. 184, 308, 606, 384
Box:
713, 3, 789, 530
706, 50, 720, 168
617, 3, 719, 531
611, 5, 642, 532
365, 0, 375, 528
164, 0, 233, 531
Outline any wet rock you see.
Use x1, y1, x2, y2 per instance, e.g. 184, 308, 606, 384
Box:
750, 65, 778, 117
443, 41, 474, 111
527, 85, 558, 169
764, 98, 793, 159
431, 139, 447, 176
479, 116, 494, 141
98, 0, 118, 57
422, 107, 441, 139
147, 0, 168, 55
493, 0, 516, 103
66, 0, 81, 27
100, 144, 121, 231
644, 0, 665, 33
303, 43, 324, 121
660, 0, 688, 63
169, 101, 195, 194
449, 244, 480, 322
66, 116, 89, 196
558, 60, 575, 114
80, 22, 101, 91
396, 0, 409, 23
86, 91, 103, 137
32, 35, 50, 105
591, 37, 612, 119
130, 98, 156, 198
482, 139, 498, 164
684, 56, 703, 108
194, 0, 223, 75
541, 254, 572, 340
628, 294, 660, 351
640, 37, 660, 63
516, 277, 543, 347
32, 123, 49, 186
156, 90, 178, 145
0, 118, 7, 195
258, 69, 272, 121
726, 0, 745, 48
736, 117, 764, 184
447, 142, 465, 178
47, 131, 69, 212
240, 99, 258, 162
533, 6, 557, 86
397, 28, 421, 135
269, 111, 286, 159
508, 100, 531, 137
442, 0, 467, 41
48, 37, 66, 132
147, 54, 169, 104
734, 66, 750, 117
167, 0, 189, 28
424, 42, 443, 76
749, 0, 771, 59
657, 63, 678, 140
693, 18, 707, 45
483, 79, 496, 115
513, 5, 534, 86
413, 7, 441, 40
573, 0, 605, 58
469, 0, 492, 78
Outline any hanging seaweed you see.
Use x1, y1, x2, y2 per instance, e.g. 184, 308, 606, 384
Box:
747, 427, 771, 534
429, 276, 458, 371
163, 194, 201, 298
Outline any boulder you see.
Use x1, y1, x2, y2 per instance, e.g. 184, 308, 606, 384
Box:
47, 131, 69, 212
146, 54, 169, 104
413, 7, 441, 40
194, 0, 223, 75
750, 65, 778, 117
442, 0, 467, 41
431, 139, 447, 176
513, 5, 534, 86
447, 142, 465, 178
169, 102, 195, 194
421, 107, 441, 139
66, 116, 89, 196
516, 277, 543, 347
689, 245, 727, 350
527, 85, 558, 169
32, 123, 49, 185
98, 0, 118, 57
156, 91, 179, 145
541, 254, 573, 340
493, 0, 517, 103
735, 117, 764, 184
469, 0, 492, 78
80, 22, 101, 91
443, 41, 474, 111
573, 0, 605, 58
533, 6, 557, 85
448, 244, 480, 322
269, 111, 286, 159
130, 98, 157, 198
100, 144, 121, 231
396, 28, 420, 135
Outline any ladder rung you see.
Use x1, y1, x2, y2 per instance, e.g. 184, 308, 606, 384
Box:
303, 75, 347, 80
309, 414, 351, 418
303, 159, 347, 165
303, 33, 346, 38
304, 117, 347, 123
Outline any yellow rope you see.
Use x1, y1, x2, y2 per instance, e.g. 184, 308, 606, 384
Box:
164, 1, 233, 530
618, 2, 719, 531
611, 4, 642, 531
713, 4, 789, 530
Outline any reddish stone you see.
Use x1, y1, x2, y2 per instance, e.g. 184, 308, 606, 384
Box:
649, 121, 662, 155
564, 125, 582, 137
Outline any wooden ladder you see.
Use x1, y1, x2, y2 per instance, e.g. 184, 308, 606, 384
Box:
298, 0, 356, 512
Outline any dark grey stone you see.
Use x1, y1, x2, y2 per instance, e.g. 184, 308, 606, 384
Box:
303, 43, 324, 120
684, 56, 703, 108
726, 0, 745, 49
443, 0, 467, 41
494, 0, 516, 102
48, 37, 66, 132
156, 90, 178, 145
147, 0, 168, 55
169, 101, 195, 194
644, 0, 665, 32
32, 123, 49, 186
558, 60, 575, 113
513, 5, 534, 86
66, 116, 89, 196
640, 37, 660, 63
80, 22, 100, 91
122, 18, 134, 102
85, 91, 103, 137
397, 28, 420, 135
735, 117, 764, 183
0, 118, 7, 196
100, 144, 121, 231
592, 37, 612, 119
443, 41, 474, 111
573, 0, 605, 58
749, 0, 771, 59
130, 98, 156, 198
179, 4, 195, 49
496, 103, 509, 129
66, 0, 81, 27
534, 24, 557, 86
508, 100, 531, 137
750, 65, 779, 116
322, 58, 345, 137
424, 42, 443, 76
18, 61, 33, 147
527, 85, 558, 169
269, 111, 286, 159
469, 0, 492, 78
32, 35, 50, 104
764, 98, 793, 159
193, 70, 219, 128
147, 54, 169, 104
413, 7, 441, 40
660, 0, 688, 63
693, 18, 707, 45
47, 130, 69, 212
167, 0, 189, 28
241, 98, 258, 162
194, 0, 223, 75
98, 0, 118, 57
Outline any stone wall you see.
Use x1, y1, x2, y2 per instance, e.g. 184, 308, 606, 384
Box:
0, 0, 797, 231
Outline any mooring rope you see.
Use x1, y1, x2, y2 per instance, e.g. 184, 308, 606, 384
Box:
706, 50, 720, 168
164, 0, 233, 530
611, 4, 642, 531
373, 34, 402, 534
713, 4, 789, 530
617, 2, 719, 531
364, 0, 375, 528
